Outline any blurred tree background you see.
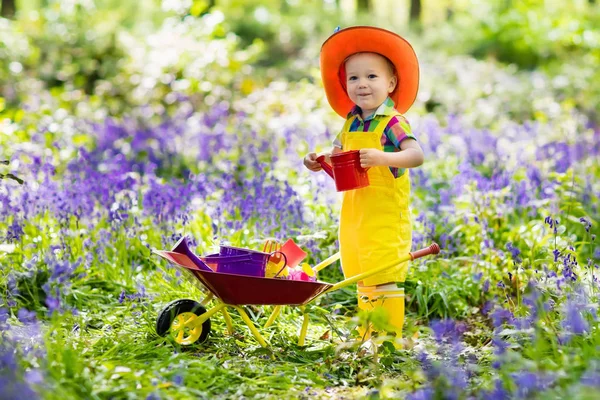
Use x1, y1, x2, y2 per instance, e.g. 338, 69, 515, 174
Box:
1, 0, 599, 126
2, 0, 598, 92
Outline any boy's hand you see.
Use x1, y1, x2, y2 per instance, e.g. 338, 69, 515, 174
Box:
304, 152, 323, 172
359, 148, 386, 168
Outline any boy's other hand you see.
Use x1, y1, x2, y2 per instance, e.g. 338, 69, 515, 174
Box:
359, 148, 386, 168
304, 152, 323, 172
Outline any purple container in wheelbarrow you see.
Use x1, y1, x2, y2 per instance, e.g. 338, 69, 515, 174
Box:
200, 253, 262, 277
212, 245, 287, 277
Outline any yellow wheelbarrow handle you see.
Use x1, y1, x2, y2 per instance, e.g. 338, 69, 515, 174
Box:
325, 243, 440, 293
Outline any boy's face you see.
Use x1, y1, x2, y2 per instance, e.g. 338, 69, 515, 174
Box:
344, 52, 397, 116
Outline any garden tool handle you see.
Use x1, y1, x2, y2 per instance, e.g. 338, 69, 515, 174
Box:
313, 252, 341, 272
409, 243, 441, 260
271, 251, 289, 278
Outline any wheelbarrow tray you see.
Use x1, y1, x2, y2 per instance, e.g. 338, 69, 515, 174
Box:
154, 249, 333, 306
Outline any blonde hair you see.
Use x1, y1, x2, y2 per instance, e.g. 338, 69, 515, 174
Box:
343, 52, 396, 77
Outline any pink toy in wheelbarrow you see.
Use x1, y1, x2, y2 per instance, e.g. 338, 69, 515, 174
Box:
153, 236, 440, 347
263, 238, 312, 279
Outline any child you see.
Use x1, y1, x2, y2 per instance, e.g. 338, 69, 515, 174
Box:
304, 26, 424, 342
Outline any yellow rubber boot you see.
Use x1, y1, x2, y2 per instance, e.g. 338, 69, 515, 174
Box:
378, 292, 405, 342
357, 285, 375, 340
367, 285, 406, 348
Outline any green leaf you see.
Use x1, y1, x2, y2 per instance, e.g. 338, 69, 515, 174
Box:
190, 0, 209, 17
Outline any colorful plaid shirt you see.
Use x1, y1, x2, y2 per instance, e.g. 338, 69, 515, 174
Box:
333, 97, 417, 178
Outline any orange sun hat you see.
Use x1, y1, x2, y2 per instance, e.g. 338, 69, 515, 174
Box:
320, 26, 419, 118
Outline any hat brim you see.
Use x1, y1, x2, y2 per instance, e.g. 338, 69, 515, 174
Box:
320, 26, 419, 117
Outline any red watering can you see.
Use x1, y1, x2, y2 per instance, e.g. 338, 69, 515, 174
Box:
316, 150, 370, 192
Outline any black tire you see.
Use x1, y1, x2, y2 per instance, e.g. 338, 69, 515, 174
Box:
156, 299, 211, 344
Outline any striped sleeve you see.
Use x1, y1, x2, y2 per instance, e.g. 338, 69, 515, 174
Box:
385, 115, 416, 149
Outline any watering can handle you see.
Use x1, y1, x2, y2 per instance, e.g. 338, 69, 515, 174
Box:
315, 155, 334, 179
271, 251, 289, 278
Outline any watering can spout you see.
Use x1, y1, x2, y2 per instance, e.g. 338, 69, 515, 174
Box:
171, 235, 213, 272
316, 155, 334, 179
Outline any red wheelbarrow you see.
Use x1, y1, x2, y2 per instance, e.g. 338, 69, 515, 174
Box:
153, 237, 440, 347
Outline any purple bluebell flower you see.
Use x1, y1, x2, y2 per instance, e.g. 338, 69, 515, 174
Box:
505, 242, 521, 264
512, 371, 538, 397
481, 379, 509, 400
514, 371, 555, 398
553, 249, 560, 262
482, 301, 493, 315
416, 352, 438, 381
430, 319, 466, 344
17, 309, 37, 325
0, 308, 10, 331
562, 259, 578, 282
562, 298, 589, 335
483, 279, 490, 293
0, 376, 39, 399
172, 374, 184, 386
45, 295, 60, 314
407, 387, 434, 400
7, 274, 19, 303
6, 218, 25, 242
490, 308, 514, 328
580, 369, 600, 387
24, 369, 44, 385
544, 216, 560, 234
580, 217, 592, 233
492, 336, 508, 356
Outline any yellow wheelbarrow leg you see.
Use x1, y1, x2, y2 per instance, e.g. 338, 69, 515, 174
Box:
264, 305, 282, 329
222, 308, 234, 335
201, 292, 214, 306
298, 306, 310, 346
233, 306, 269, 348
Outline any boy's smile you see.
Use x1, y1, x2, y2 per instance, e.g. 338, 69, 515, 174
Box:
344, 52, 397, 119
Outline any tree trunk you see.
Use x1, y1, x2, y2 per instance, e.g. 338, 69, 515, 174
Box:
357, 0, 370, 12
446, 4, 455, 21
1, 0, 16, 19
409, 0, 422, 23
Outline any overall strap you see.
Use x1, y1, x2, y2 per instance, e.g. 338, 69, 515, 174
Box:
341, 115, 358, 132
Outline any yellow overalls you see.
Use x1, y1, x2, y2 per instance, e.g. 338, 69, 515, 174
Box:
338, 113, 412, 339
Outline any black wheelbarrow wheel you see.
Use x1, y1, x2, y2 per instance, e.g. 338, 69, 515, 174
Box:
156, 299, 211, 345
